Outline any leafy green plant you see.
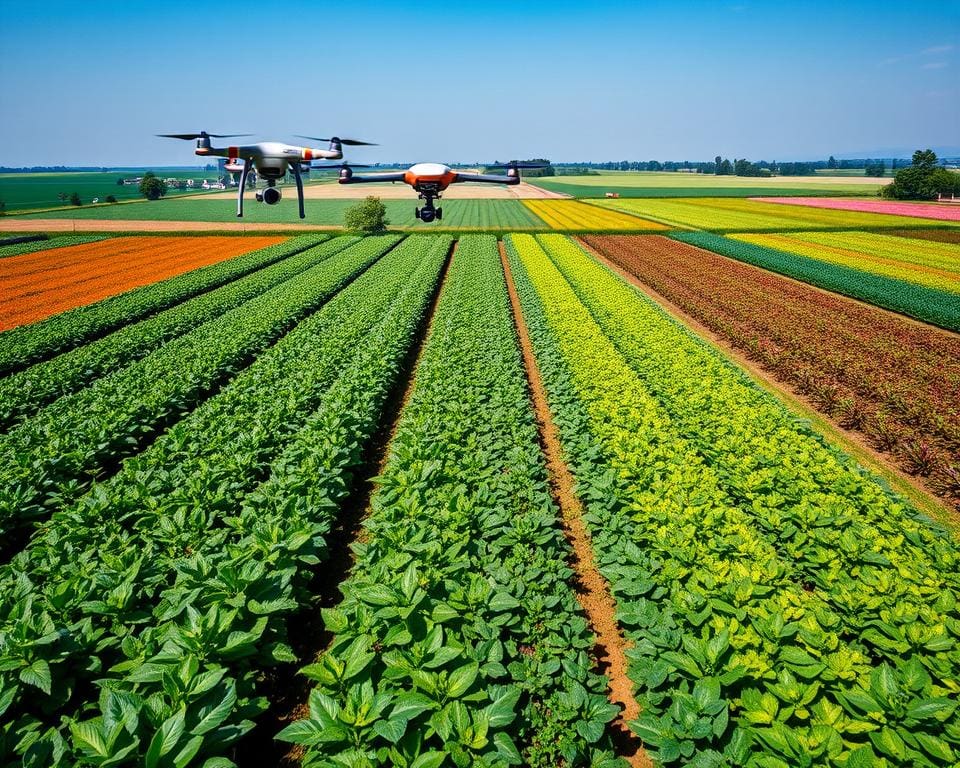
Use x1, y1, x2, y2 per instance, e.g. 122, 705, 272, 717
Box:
0, 234, 328, 375
0, 235, 451, 765
505, 233, 960, 767
279, 235, 623, 767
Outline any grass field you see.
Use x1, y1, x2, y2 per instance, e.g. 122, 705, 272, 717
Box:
0, 170, 225, 211
530, 170, 890, 198
11, 196, 547, 229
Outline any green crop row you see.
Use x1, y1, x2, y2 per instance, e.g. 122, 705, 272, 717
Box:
672, 231, 960, 332
0, 234, 327, 376
0, 235, 451, 767
0, 235, 107, 259
280, 235, 622, 768
0, 236, 357, 431
506, 233, 960, 767
0, 235, 399, 546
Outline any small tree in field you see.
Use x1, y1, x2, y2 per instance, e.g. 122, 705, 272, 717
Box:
69, 192, 82, 206
344, 196, 389, 233
139, 172, 168, 201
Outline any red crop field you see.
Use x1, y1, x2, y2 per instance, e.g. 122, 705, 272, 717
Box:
0, 235, 283, 330
581, 233, 960, 509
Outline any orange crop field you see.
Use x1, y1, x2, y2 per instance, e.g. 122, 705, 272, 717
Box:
0, 235, 283, 331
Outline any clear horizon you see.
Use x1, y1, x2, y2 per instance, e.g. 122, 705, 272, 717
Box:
1, 0, 957, 167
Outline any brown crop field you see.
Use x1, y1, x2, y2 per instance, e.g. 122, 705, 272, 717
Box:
0, 235, 283, 330
581, 233, 960, 510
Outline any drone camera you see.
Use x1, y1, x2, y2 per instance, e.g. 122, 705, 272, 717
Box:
257, 187, 282, 205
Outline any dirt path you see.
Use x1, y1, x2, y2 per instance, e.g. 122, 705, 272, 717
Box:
576, 237, 958, 532
499, 242, 650, 766
268, 242, 456, 768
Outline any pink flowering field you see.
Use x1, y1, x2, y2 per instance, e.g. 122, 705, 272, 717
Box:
753, 196, 960, 222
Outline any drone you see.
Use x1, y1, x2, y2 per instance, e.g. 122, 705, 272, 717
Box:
321, 161, 548, 222
157, 131, 376, 218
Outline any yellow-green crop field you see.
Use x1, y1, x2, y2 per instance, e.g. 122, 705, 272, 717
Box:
730, 231, 960, 293
593, 196, 960, 231
522, 199, 668, 230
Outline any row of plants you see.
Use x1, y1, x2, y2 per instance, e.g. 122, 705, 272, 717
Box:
0, 235, 106, 260
594, 197, 944, 232
0, 234, 327, 375
506, 233, 960, 767
281, 235, 623, 767
672, 231, 960, 332
0, 236, 356, 431
522, 200, 666, 231
581, 234, 960, 509
730, 232, 960, 294
0, 235, 453, 767
0, 235, 400, 546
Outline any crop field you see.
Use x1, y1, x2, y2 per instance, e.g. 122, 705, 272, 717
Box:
674, 232, 960, 331
529, 171, 890, 198
593, 196, 960, 231
581, 233, 960, 510
754, 197, 960, 222
8, 197, 547, 230
0, 170, 223, 211
1, 229, 959, 768
522, 200, 668, 230
728, 231, 960, 293
0, 235, 284, 331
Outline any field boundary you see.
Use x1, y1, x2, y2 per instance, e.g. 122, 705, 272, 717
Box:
500, 241, 650, 766
576, 237, 959, 532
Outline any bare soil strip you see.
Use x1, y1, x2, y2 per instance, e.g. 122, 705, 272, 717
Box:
576, 237, 958, 533
499, 242, 650, 766
255, 242, 457, 768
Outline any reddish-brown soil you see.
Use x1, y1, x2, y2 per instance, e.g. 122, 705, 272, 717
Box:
580, 234, 960, 515
885, 229, 960, 245
0, 236, 282, 331
500, 242, 650, 767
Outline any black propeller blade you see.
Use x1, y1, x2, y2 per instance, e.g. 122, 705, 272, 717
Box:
296, 135, 378, 146
310, 163, 372, 169
485, 161, 551, 169
157, 132, 252, 140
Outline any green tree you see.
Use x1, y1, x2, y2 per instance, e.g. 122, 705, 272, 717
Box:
883, 149, 960, 199
714, 155, 722, 175
827, 155, 838, 169
344, 196, 389, 233
69, 192, 82, 206
139, 172, 168, 201
105, 194, 117, 203
912, 149, 938, 169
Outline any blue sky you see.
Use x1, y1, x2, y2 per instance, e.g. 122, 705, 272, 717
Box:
0, 0, 957, 166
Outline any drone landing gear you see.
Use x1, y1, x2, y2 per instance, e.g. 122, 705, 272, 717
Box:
236, 157, 252, 218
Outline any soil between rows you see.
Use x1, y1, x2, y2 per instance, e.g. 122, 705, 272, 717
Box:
499, 241, 651, 767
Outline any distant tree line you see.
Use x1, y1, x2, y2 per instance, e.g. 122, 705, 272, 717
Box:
548, 156, 951, 177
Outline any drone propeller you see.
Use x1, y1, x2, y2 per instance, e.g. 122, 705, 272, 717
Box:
296, 135, 378, 146
485, 161, 551, 169
310, 162, 372, 170
157, 132, 252, 140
